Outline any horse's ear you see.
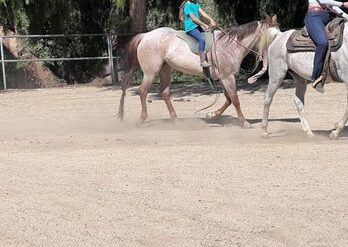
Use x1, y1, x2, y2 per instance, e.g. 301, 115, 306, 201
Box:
270, 14, 279, 27
272, 15, 278, 24
264, 15, 272, 26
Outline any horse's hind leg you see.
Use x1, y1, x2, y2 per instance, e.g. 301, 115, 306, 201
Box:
137, 72, 156, 125
292, 74, 315, 137
330, 82, 348, 139
159, 63, 177, 121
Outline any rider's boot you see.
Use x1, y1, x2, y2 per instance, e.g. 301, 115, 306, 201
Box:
199, 52, 211, 67
312, 75, 324, 93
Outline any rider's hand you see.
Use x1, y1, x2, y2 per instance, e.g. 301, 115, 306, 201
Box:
202, 23, 209, 30
210, 20, 217, 27
343, 2, 348, 8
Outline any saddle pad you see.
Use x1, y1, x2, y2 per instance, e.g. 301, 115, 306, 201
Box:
176, 31, 213, 55
286, 19, 345, 53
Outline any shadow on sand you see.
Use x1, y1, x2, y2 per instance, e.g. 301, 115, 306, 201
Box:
140, 115, 301, 128
203, 115, 300, 127
104, 79, 298, 99
138, 115, 348, 141
313, 126, 348, 139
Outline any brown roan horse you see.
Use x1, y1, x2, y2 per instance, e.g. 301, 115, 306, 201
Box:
118, 15, 278, 128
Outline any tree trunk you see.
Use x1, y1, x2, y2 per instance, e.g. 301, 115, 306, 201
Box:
129, 0, 147, 33
0, 26, 61, 88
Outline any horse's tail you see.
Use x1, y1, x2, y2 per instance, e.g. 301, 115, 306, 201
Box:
118, 33, 145, 120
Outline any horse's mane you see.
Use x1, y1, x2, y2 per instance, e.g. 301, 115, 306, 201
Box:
218, 20, 262, 42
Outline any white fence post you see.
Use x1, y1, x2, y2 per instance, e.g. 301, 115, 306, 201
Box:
0, 36, 7, 90
107, 33, 116, 84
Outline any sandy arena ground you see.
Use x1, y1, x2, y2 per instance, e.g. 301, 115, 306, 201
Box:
0, 81, 347, 247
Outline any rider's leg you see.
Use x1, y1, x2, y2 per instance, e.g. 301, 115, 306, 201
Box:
305, 11, 331, 93
187, 27, 210, 67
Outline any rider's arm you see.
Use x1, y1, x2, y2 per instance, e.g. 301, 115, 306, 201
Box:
317, 0, 348, 18
199, 8, 216, 26
331, 6, 348, 19
316, 0, 344, 7
189, 13, 209, 29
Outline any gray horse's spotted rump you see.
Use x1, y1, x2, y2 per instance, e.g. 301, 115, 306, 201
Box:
261, 21, 348, 139
118, 16, 278, 128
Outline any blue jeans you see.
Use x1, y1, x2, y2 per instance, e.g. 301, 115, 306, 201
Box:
305, 11, 332, 81
187, 26, 206, 52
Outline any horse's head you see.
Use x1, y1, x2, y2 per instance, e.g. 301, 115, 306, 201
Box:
257, 15, 280, 53
249, 15, 281, 84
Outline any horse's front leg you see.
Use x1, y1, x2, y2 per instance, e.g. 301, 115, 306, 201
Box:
262, 54, 288, 137
262, 74, 284, 137
222, 74, 252, 128
294, 79, 315, 138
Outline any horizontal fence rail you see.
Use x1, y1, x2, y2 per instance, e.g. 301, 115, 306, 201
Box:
0, 33, 132, 90
2, 57, 112, 63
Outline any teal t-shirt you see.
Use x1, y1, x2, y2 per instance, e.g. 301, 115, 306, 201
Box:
184, 2, 201, 32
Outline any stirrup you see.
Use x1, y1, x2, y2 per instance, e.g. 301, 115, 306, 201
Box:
201, 61, 211, 67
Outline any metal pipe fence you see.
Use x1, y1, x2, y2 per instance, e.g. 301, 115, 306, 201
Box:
0, 31, 274, 90
0, 33, 129, 90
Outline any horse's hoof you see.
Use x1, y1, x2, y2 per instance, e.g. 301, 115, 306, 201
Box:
329, 131, 339, 140
117, 113, 123, 121
206, 112, 217, 119
334, 122, 340, 129
305, 131, 316, 139
170, 117, 179, 124
262, 132, 269, 138
241, 121, 253, 129
136, 119, 145, 128
247, 77, 257, 84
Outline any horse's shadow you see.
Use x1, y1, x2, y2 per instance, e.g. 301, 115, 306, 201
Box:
239, 78, 296, 94
203, 115, 300, 126
129, 82, 218, 99
312, 126, 348, 139
140, 115, 348, 139
140, 115, 300, 129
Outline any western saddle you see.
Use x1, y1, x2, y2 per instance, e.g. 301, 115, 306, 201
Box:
286, 17, 346, 82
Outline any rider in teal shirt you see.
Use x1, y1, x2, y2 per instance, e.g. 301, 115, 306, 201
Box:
180, 0, 216, 67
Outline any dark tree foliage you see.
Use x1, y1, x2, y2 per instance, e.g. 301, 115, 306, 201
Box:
25, 0, 111, 83
147, 0, 182, 30
1, 0, 342, 84
214, 0, 308, 27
